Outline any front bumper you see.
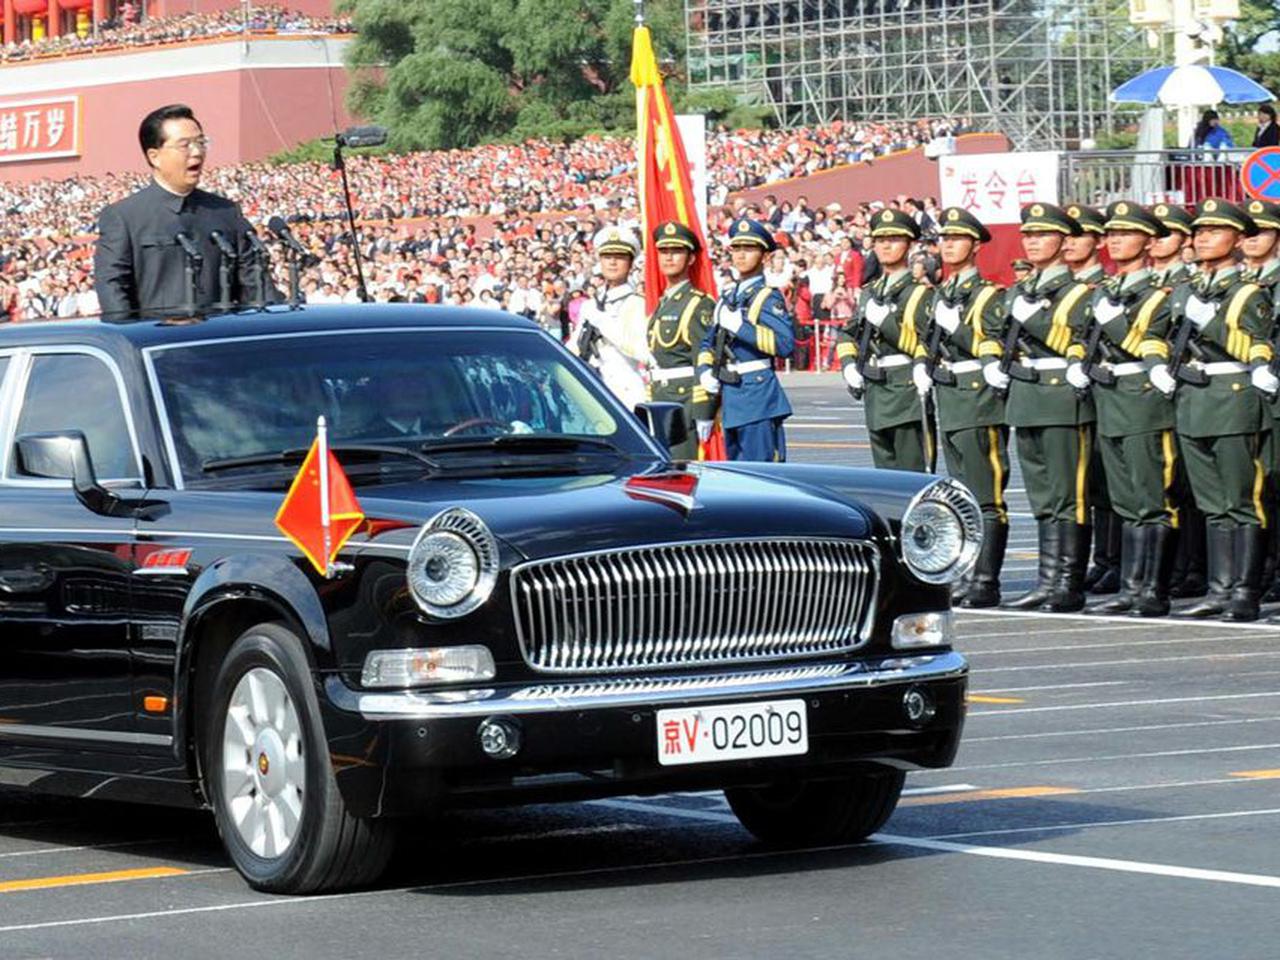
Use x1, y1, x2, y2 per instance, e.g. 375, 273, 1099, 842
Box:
321, 650, 968, 818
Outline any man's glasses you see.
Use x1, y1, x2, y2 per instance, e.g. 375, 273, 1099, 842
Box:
162, 136, 212, 154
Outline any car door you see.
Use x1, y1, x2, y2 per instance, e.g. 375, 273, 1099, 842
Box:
0, 346, 148, 759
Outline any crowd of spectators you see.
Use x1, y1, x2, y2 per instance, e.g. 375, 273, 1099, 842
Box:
0, 4, 353, 65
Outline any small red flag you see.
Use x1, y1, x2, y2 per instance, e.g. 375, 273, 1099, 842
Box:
274, 435, 364, 576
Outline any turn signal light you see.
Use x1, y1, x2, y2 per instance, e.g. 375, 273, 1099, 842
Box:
362, 646, 496, 688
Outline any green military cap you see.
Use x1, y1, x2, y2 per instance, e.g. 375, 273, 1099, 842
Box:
1245, 199, 1280, 231
938, 206, 992, 243
1152, 202, 1194, 236
1104, 201, 1169, 238
1020, 202, 1083, 236
1192, 198, 1258, 236
869, 207, 921, 240
593, 225, 640, 256
1065, 203, 1107, 235
653, 220, 700, 252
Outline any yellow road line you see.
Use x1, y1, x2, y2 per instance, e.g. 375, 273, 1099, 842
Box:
1010, 550, 1038, 559
902, 786, 1079, 807
0, 866, 187, 894
968, 694, 1026, 704
788, 441, 870, 449
1230, 769, 1280, 780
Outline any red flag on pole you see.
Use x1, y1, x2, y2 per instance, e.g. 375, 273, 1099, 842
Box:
274, 417, 365, 577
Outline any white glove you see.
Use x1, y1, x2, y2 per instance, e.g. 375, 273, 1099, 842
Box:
1149, 363, 1177, 397
934, 301, 962, 333
1093, 298, 1125, 325
699, 369, 721, 395
912, 363, 934, 396
716, 305, 744, 334
1066, 363, 1091, 390
864, 299, 892, 328
843, 365, 865, 390
983, 363, 1011, 390
1252, 365, 1280, 395
695, 419, 714, 443
1185, 294, 1216, 329
1011, 295, 1042, 322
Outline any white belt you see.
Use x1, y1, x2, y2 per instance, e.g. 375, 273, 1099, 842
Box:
868, 354, 913, 369
1020, 357, 1069, 371
728, 359, 772, 374
944, 359, 983, 374
1107, 361, 1146, 377
1187, 360, 1248, 376
650, 365, 694, 383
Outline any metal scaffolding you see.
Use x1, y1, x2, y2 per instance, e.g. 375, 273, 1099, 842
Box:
684, 0, 1162, 149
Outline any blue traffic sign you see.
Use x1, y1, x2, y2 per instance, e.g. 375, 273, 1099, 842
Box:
1242, 147, 1280, 202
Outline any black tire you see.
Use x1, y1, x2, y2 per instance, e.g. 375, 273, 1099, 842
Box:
725, 768, 906, 845
204, 621, 396, 893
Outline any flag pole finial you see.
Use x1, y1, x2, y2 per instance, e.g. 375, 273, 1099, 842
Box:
634, 0, 644, 26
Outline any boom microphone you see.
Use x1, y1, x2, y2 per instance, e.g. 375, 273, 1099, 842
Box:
268, 216, 311, 259
209, 230, 238, 259
174, 231, 203, 263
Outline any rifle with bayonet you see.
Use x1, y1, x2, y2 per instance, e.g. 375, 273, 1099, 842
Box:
576, 293, 605, 365
922, 296, 957, 387
1165, 308, 1209, 388
1076, 320, 1117, 400
711, 291, 742, 386
846, 301, 888, 402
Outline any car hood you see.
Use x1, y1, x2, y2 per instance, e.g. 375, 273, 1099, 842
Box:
354, 465, 874, 561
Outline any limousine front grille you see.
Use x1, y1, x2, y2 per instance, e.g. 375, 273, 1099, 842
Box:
510, 539, 878, 674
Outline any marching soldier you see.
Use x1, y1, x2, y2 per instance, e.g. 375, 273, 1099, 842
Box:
837, 208, 934, 471
1149, 200, 1275, 621
696, 218, 795, 461
1075, 203, 1178, 616
1151, 203, 1195, 287
918, 207, 1009, 607
981, 203, 1094, 612
572, 226, 650, 409
647, 221, 716, 459
1064, 204, 1109, 286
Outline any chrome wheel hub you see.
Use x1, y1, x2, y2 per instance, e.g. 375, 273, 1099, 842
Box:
222, 667, 306, 859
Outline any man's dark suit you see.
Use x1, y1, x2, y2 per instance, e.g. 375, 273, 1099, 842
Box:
93, 181, 276, 318
1254, 123, 1280, 148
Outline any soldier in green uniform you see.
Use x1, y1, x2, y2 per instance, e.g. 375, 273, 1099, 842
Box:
1064, 204, 1108, 286
981, 203, 1095, 612
646, 220, 716, 459
838, 208, 934, 471
915, 207, 1009, 607
1149, 200, 1275, 621
1074, 203, 1179, 616
1151, 203, 1195, 287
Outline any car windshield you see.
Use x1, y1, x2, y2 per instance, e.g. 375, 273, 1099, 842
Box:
147, 328, 660, 483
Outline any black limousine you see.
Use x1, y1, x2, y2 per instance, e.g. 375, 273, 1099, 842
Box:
0, 305, 975, 892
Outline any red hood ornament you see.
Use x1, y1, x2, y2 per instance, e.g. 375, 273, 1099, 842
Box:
624, 471, 700, 514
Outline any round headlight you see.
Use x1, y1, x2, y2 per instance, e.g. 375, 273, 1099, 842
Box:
407, 508, 499, 618
900, 478, 982, 584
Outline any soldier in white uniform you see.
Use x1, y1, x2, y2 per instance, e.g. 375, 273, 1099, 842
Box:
569, 227, 651, 409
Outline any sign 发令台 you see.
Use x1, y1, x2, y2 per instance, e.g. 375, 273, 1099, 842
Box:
0, 96, 82, 164
938, 151, 1061, 225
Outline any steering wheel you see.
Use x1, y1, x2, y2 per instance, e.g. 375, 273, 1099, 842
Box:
442, 417, 510, 437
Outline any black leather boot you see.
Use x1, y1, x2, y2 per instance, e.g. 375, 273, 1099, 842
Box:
1170, 506, 1207, 598
1004, 520, 1059, 610
1261, 516, 1280, 603
1226, 525, 1266, 622
1178, 524, 1234, 618
1046, 522, 1088, 613
1133, 525, 1176, 618
961, 519, 1008, 609
1094, 523, 1143, 613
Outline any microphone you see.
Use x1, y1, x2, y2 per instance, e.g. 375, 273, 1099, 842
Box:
335, 125, 388, 149
268, 215, 309, 258
175, 231, 203, 263
209, 230, 238, 260
244, 228, 266, 257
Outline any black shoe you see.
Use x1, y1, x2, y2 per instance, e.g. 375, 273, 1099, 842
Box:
1095, 524, 1143, 613
1046, 522, 1088, 613
1170, 507, 1207, 598
1084, 508, 1121, 593
1226, 525, 1265, 622
1169, 575, 1208, 599
1004, 520, 1059, 610
961, 519, 1008, 609
1133, 525, 1176, 618
1177, 524, 1234, 618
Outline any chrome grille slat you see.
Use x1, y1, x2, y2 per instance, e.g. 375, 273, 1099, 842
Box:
511, 539, 880, 675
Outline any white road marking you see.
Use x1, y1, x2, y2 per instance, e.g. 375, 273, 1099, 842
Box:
975, 650, 1280, 674
970, 692, 1280, 717
974, 681, 1131, 693
0, 838, 177, 860
922, 806, 1280, 841
903, 784, 979, 796
964, 634, 1277, 656
963, 717, 1280, 743
960, 608, 1280, 633
962, 624, 1156, 639
946, 742, 1280, 772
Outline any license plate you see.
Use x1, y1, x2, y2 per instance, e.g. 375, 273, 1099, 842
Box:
656, 699, 808, 767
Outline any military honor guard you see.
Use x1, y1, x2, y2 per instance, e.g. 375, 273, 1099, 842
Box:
1074, 203, 1178, 616
1150, 203, 1196, 287
647, 221, 716, 459
572, 226, 651, 410
837, 208, 934, 472
1150, 200, 1275, 621
919, 207, 1009, 607
981, 203, 1095, 612
1063, 204, 1109, 286
696, 218, 795, 461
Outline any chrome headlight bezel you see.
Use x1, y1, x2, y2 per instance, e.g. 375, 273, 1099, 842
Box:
899, 477, 983, 585
407, 507, 499, 619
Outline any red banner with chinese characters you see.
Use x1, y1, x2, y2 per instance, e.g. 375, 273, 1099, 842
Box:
0, 96, 81, 164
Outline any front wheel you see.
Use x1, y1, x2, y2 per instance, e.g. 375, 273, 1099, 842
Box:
205, 622, 395, 893
725, 768, 906, 845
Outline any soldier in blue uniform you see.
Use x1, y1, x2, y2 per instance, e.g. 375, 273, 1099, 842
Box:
697, 218, 795, 461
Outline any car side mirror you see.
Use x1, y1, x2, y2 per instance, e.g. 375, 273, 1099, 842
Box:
16, 431, 168, 520
634, 401, 689, 451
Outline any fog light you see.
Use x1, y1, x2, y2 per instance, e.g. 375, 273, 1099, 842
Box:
891, 611, 954, 650
362, 646, 496, 688
903, 686, 936, 725
478, 717, 521, 759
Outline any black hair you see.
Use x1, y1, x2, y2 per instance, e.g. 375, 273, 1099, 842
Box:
1262, 104, 1277, 123
1194, 109, 1220, 145
138, 104, 200, 155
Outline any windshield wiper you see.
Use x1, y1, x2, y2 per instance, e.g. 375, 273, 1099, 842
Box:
419, 434, 625, 456
202, 444, 442, 474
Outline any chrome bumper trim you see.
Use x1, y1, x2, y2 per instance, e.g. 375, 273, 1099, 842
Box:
326, 650, 968, 720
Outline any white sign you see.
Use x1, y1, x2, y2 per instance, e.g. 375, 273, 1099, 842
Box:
938, 151, 1060, 225
675, 114, 708, 234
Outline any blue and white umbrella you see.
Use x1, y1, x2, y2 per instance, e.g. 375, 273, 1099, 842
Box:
1110, 64, 1274, 107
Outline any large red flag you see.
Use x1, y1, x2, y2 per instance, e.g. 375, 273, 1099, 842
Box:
274, 424, 365, 577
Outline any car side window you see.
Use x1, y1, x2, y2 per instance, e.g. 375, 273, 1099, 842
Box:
13, 353, 139, 481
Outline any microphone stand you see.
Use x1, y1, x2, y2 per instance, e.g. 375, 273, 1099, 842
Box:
175, 232, 203, 318
333, 132, 371, 304
209, 230, 237, 311
244, 230, 268, 309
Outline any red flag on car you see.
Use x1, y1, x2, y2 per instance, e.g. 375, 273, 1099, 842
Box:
274, 417, 364, 577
